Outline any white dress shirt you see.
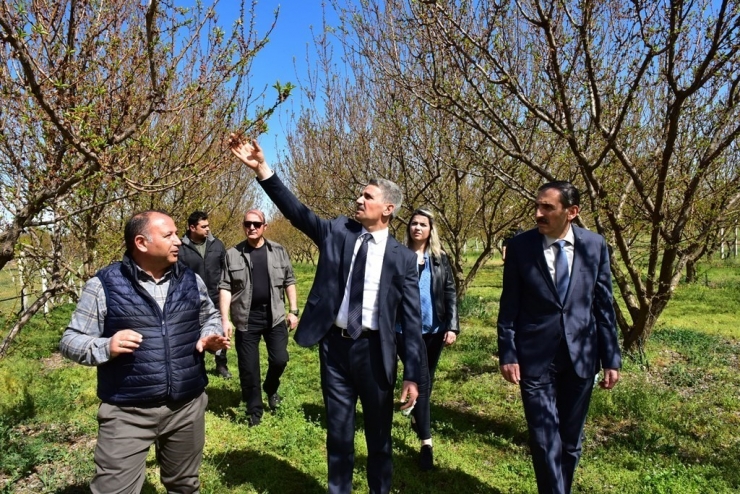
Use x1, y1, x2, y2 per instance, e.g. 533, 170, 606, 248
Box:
334, 227, 389, 331
543, 225, 575, 285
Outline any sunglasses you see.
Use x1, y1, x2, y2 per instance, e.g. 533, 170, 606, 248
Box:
243, 221, 264, 229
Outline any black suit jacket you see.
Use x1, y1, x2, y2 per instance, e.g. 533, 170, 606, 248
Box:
259, 174, 424, 385
497, 226, 621, 379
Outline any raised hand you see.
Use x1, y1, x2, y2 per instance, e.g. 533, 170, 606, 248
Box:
229, 135, 265, 170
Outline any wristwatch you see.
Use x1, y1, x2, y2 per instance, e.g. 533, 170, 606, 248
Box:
289, 309, 300, 316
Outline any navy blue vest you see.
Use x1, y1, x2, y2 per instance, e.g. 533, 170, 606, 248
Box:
96, 256, 207, 405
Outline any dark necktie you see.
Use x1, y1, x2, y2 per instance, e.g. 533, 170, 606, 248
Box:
347, 234, 372, 339
554, 239, 569, 303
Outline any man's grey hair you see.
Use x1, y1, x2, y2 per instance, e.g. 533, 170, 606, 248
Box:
368, 178, 403, 218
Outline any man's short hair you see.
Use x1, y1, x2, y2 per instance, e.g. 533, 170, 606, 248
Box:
124, 210, 170, 253
538, 181, 580, 208
187, 211, 208, 228
244, 209, 266, 223
368, 178, 403, 218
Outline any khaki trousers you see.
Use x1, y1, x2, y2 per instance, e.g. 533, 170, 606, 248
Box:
91, 391, 208, 494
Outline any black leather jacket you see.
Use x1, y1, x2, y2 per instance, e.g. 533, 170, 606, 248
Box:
431, 253, 459, 334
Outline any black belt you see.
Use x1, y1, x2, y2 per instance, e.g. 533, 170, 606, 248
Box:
332, 325, 375, 339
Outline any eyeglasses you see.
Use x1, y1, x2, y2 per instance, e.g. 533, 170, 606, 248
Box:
243, 221, 263, 229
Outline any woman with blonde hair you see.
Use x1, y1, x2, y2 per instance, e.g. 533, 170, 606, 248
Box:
396, 208, 459, 471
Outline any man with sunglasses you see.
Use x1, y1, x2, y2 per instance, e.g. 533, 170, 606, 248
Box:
219, 209, 299, 427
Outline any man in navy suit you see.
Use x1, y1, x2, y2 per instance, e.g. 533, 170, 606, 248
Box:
230, 137, 423, 494
497, 181, 621, 494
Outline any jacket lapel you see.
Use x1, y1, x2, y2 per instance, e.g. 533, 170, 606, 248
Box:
377, 238, 398, 318
534, 233, 560, 302
566, 226, 585, 305
341, 229, 363, 288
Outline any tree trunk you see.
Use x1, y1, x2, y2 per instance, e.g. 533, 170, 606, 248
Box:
685, 259, 697, 283
0, 286, 67, 358
0, 224, 22, 272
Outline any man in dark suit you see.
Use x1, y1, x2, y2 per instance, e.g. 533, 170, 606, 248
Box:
497, 181, 621, 494
229, 137, 423, 494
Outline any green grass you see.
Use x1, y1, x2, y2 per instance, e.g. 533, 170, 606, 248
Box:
0, 266, 23, 324
656, 261, 740, 339
1, 259, 739, 492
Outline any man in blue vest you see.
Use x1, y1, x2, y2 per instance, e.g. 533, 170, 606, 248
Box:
60, 210, 229, 494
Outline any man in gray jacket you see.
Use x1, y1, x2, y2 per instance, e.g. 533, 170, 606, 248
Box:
220, 209, 299, 426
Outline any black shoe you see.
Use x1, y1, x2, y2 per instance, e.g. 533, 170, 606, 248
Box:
419, 445, 434, 471
216, 364, 232, 379
268, 393, 282, 411
248, 414, 261, 427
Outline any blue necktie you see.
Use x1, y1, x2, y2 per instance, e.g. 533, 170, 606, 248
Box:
554, 240, 569, 303
347, 234, 371, 339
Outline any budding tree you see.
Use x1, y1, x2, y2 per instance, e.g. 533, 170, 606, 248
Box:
0, 0, 291, 356
340, 0, 740, 351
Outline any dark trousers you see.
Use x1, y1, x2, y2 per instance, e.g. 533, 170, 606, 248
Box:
234, 316, 289, 420
214, 349, 228, 366
320, 328, 394, 494
519, 338, 595, 494
396, 331, 446, 441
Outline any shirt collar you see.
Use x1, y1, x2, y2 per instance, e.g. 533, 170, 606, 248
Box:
543, 224, 575, 248
361, 227, 389, 244
133, 262, 173, 283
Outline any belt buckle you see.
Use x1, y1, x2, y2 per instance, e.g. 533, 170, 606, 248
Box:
340, 327, 353, 338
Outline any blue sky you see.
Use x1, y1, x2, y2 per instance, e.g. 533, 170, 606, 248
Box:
222, 0, 340, 165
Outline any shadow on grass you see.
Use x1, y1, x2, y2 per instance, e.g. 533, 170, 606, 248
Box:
299, 402, 373, 433
300, 400, 528, 449
53, 479, 160, 493
210, 450, 325, 493
300, 402, 327, 428
49, 486, 91, 494
205, 385, 242, 417
430, 402, 529, 447
392, 442, 504, 493
443, 361, 501, 383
